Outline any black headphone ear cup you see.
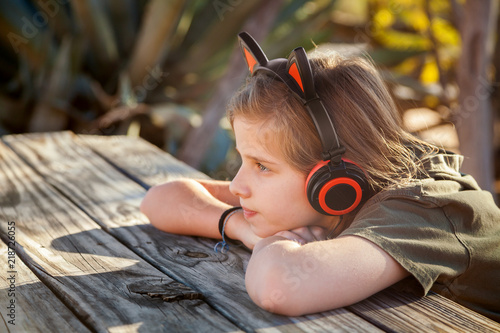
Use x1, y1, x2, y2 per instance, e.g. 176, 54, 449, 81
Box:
306, 161, 369, 216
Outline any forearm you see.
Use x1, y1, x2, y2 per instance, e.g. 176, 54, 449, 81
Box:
140, 178, 263, 249
245, 235, 409, 316
140, 179, 232, 238
195, 179, 240, 206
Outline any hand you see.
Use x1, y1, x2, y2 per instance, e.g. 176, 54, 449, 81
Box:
273, 226, 329, 245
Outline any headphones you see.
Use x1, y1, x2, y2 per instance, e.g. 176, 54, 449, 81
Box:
238, 32, 370, 216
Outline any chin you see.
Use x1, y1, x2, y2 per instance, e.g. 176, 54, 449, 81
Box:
251, 225, 274, 238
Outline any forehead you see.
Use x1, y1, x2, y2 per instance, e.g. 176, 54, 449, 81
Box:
233, 117, 283, 158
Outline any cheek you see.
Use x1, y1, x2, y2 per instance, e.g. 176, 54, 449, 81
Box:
271, 187, 315, 225
250, 174, 315, 232
287, 180, 311, 208
282, 184, 325, 226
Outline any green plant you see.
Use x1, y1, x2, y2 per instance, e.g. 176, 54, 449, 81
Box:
1, 0, 497, 195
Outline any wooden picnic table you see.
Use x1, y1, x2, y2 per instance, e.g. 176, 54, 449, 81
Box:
1, 131, 499, 333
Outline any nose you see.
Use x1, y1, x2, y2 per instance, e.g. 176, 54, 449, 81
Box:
229, 167, 250, 199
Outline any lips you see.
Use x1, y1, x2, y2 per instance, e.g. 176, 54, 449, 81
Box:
242, 206, 257, 219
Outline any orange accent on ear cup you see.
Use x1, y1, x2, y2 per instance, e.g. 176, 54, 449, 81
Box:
238, 32, 368, 216
319, 177, 362, 215
288, 62, 304, 92
305, 159, 368, 216
244, 48, 258, 73
305, 160, 328, 193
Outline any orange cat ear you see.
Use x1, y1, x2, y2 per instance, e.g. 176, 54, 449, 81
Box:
243, 47, 258, 73
237, 32, 316, 101
287, 62, 304, 92
238, 32, 268, 74
287, 48, 316, 100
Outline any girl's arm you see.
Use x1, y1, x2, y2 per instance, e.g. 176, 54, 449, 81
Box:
140, 179, 234, 238
140, 179, 262, 248
195, 179, 241, 207
245, 235, 409, 316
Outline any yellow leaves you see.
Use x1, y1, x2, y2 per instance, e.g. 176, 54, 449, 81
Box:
393, 57, 419, 74
392, 56, 439, 85
374, 9, 394, 29
406, 11, 428, 32
392, 54, 441, 86
374, 30, 431, 50
431, 18, 460, 46
420, 59, 439, 84
423, 95, 440, 109
371, 0, 460, 51
394, 55, 441, 85
372, 2, 430, 51
370, 0, 461, 90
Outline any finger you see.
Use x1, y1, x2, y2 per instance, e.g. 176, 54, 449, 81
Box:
309, 226, 329, 240
274, 231, 306, 245
287, 227, 317, 242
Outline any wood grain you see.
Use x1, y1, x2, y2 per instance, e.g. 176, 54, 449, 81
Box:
0, 139, 239, 333
348, 288, 500, 333
80, 133, 209, 189
5, 132, 499, 332
78, 132, 500, 333
0, 242, 91, 333
3, 132, 385, 332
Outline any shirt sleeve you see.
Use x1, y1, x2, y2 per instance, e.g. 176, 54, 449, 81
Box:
339, 188, 469, 295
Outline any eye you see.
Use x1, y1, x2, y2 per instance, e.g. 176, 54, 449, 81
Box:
257, 162, 269, 172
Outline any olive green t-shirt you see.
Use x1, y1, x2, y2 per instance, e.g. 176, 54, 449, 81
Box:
340, 152, 500, 321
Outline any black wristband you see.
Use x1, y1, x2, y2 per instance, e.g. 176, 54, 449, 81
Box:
218, 206, 242, 240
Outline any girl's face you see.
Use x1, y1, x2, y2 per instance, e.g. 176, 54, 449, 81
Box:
229, 117, 335, 238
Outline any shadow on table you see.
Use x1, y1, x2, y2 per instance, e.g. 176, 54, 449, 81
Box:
3, 227, 239, 332
46, 226, 428, 332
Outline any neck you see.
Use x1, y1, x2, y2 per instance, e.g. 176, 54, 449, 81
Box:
313, 214, 342, 237
326, 216, 344, 239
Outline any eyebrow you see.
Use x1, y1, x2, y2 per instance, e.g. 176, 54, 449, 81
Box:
235, 147, 278, 165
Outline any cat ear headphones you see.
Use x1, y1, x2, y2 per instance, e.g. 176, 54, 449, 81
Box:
238, 32, 370, 216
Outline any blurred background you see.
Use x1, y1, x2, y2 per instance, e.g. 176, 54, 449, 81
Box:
0, 0, 498, 202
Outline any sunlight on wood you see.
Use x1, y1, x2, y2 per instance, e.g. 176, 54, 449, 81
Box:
108, 322, 143, 333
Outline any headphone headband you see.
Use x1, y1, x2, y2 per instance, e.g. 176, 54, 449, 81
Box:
238, 32, 370, 216
238, 32, 344, 163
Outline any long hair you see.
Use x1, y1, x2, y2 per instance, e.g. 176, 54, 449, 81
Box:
227, 51, 436, 192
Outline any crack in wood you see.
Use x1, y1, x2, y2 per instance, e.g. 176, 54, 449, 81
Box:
128, 280, 204, 302
183, 251, 209, 258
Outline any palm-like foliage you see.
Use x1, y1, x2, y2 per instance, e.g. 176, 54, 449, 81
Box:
0, 0, 340, 164
0, 0, 497, 193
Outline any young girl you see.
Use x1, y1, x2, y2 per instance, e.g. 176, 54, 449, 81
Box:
141, 32, 500, 320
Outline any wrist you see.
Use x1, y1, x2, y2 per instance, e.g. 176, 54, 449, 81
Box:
214, 207, 243, 253
224, 210, 244, 241
217, 206, 242, 241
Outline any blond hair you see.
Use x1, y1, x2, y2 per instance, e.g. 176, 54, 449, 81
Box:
227, 52, 436, 192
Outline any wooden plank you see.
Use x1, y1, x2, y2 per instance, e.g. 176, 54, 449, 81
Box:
3, 132, 384, 332
348, 288, 500, 333
78, 133, 500, 333
80, 133, 209, 189
0, 241, 91, 333
0, 140, 240, 333
256, 309, 385, 333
